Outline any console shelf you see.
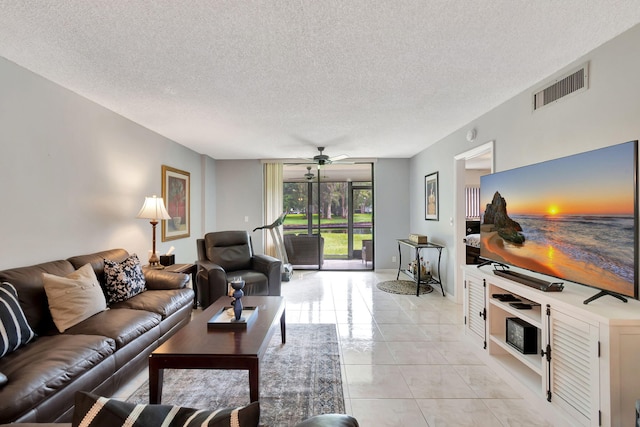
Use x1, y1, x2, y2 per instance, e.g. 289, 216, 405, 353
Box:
489, 332, 543, 375
488, 295, 542, 329
463, 264, 640, 427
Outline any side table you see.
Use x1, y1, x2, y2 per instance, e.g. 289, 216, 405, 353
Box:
396, 239, 445, 297
163, 263, 198, 308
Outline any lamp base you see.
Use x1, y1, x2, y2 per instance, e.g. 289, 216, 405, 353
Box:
148, 260, 165, 270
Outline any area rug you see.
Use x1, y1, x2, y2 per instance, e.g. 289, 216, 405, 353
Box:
127, 324, 343, 427
376, 279, 433, 295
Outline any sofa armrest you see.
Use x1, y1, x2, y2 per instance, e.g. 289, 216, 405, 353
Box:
196, 260, 228, 306
253, 254, 282, 296
142, 268, 189, 290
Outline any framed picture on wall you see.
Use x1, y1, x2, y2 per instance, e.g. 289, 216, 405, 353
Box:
162, 165, 190, 241
425, 171, 439, 221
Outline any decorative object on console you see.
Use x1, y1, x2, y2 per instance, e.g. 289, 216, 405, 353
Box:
137, 195, 171, 268
162, 165, 191, 241
424, 171, 439, 221
506, 317, 538, 354
409, 233, 428, 243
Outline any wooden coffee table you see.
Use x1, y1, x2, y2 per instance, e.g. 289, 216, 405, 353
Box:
149, 295, 285, 403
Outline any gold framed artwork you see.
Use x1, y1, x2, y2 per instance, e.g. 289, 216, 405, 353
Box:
161, 165, 190, 241
425, 171, 439, 221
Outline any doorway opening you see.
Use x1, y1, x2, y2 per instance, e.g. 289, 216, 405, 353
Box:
453, 141, 494, 303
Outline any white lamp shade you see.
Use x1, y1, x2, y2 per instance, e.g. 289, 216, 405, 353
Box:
136, 195, 171, 220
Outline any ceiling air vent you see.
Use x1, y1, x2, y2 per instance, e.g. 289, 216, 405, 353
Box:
533, 63, 589, 111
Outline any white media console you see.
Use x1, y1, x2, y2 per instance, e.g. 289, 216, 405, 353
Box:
463, 264, 640, 427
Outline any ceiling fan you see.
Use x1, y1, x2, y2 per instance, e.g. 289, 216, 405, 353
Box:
304, 166, 315, 181
302, 146, 351, 167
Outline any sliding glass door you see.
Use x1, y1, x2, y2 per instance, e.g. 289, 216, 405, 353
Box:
282, 163, 373, 270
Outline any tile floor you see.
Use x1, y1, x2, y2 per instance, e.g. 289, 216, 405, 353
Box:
116, 269, 559, 426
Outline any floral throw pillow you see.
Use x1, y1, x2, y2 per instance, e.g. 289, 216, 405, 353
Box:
103, 254, 146, 304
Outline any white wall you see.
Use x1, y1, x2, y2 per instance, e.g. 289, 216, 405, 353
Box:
409, 23, 640, 298
0, 57, 210, 269
214, 160, 266, 252
201, 154, 217, 233
374, 158, 411, 269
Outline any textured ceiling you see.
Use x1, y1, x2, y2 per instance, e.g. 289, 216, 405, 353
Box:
1, 1, 639, 161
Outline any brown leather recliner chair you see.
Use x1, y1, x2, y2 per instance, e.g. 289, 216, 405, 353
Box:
196, 231, 282, 308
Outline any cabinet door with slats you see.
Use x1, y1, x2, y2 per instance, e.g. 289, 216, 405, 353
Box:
548, 309, 599, 426
465, 273, 486, 347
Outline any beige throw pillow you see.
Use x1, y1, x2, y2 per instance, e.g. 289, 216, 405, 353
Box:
43, 263, 107, 333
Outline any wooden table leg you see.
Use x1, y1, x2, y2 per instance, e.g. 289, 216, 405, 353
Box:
248, 358, 260, 402
280, 309, 286, 344
149, 359, 164, 404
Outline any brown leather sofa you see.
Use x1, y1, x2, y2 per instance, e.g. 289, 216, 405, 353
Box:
196, 231, 282, 308
284, 234, 324, 267
0, 249, 194, 424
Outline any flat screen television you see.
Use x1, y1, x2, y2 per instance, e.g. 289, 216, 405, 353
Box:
479, 140, 638, 303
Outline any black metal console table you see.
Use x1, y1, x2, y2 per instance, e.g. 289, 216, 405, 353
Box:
396, 239, 445, 297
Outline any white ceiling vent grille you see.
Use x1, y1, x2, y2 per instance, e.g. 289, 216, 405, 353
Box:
533, 63, 589, 111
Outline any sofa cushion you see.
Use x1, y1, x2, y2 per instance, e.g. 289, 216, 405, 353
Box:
142, 268, 189, 290
0, 260, 75, 335
111, 288, 194, 319
0, 282, 36, 358
63, 308, 161, 349
230, 271, 268, 296
72, 391, 260, 427
204, 231, 252, 271
42, 264, 107, 333
67, 249, 130, 288
0, 334, 115, 422
103, 254, 146, 304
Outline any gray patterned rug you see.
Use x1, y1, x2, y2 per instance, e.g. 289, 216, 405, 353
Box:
127, 324, 343, 427
376, 279, 433, 295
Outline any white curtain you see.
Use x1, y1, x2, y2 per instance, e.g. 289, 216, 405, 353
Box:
263, 162, 283, 257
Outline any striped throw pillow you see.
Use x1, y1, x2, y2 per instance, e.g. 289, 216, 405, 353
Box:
72, 392, 260, 427
0, 282, 36, 358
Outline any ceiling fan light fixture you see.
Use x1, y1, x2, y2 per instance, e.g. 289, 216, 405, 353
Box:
304, 166, 315, 180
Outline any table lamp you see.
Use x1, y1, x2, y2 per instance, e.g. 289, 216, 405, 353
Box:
137, 195, 171, 269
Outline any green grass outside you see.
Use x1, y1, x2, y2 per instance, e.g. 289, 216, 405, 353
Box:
283, 214, 372, 256
323, 232, 372, 256
283, 213, 371, 226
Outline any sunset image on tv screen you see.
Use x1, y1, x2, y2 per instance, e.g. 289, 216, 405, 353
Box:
480, 141, 637, 297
